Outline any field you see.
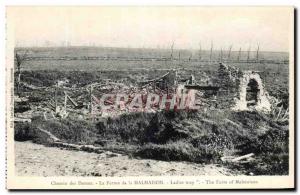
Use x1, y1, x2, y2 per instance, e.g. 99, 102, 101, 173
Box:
14, 46, 290, 176
15, 47, 289, 101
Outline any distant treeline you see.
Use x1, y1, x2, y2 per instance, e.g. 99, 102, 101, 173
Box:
19, 56, 289, 64
15, 47, 289, 64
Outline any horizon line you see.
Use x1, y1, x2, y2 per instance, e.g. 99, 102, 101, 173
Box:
14, 45, 289, 53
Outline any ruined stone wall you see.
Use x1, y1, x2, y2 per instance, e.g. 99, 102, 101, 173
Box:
232, 71, 271, 112
165, 69, 178, 87
217, 63, 241, 89
215, 63, 271, 112
215, 63, 241, 109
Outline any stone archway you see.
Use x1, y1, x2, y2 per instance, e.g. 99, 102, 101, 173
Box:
233, 72, 271, 112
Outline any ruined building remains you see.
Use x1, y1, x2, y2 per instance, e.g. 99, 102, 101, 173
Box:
216, 63, 271, 112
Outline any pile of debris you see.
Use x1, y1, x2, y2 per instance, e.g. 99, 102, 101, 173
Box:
17, 63, 277, 123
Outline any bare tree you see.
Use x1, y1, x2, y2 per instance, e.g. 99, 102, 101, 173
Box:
209, 41, 213, 63
198, 42, 202, 61
256, 43, 260, 63
247, 45, 251, 63
54, 82, 58, 113
237, 47, 242, 62
170, 41, 175, 60
89, 85, 93, 115
189, 52, 192, 61
15, 50, 28, 95
227, 45, 233, 61
220, 47, 223, 62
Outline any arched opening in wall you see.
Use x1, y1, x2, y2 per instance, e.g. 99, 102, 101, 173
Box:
246, 79, 259, 107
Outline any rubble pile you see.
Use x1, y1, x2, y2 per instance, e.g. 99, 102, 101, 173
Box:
15, 63, 273, 123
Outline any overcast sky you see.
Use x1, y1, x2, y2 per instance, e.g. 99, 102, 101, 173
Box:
8, 6, 293, 52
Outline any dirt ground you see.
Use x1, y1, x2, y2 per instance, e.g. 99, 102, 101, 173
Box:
15, 141, 236, 177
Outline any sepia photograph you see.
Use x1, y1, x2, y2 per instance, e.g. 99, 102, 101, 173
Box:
6, 6, 295, 189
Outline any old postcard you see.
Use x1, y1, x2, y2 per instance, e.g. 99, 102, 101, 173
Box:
6, 6, 295, 189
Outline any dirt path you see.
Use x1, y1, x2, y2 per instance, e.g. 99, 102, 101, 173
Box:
15, 141, 236, 177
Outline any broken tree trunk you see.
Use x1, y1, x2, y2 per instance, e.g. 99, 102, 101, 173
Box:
232, 153, 254, 162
